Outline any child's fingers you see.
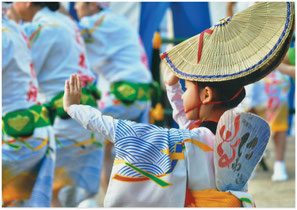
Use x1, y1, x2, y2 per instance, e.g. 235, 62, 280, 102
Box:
70, 74, 75, 91
73, 74, 78, 92
77, 75, 81, 91
65, 80, 70, 93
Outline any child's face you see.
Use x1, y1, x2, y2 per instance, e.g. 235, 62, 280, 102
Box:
182, 80, 200, 120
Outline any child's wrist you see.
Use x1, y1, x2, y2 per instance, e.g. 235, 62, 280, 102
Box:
67, 104, 78, 115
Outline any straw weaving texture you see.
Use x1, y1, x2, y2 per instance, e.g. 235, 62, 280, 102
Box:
161, 2, 295, 85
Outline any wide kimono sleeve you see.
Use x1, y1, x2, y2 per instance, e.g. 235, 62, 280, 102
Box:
104, 119, 192, 207
165, 82, 199, 129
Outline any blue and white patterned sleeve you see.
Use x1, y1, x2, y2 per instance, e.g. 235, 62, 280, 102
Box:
104, 120, 190, 207
113, 119, 190, 177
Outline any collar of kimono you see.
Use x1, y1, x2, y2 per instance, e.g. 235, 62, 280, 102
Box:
189, 120, 218, 135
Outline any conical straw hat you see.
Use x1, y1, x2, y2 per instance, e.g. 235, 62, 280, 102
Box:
161, 2, 295, 85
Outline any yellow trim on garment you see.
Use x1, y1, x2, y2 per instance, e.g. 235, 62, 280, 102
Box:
183, 139, 213, 152
160, 148, 185, 159
33, 137, 49, 151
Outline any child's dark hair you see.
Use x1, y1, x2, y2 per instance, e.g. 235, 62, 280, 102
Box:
197, 80, 246, 110
32, 2, 60, 11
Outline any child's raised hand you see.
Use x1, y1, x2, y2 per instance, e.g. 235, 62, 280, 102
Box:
164, 67, 179, 86
63, 74, 82, 112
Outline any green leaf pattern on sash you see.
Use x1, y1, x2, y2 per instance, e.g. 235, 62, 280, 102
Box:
3, 105, 51, 138
111, 81, 152, 106
7, 115, 30, 132
118, 84, 136, 98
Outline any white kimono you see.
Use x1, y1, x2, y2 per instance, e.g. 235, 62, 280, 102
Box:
22, 8, 104, 206
2, 17, 55, 207
78, 8, 152, 122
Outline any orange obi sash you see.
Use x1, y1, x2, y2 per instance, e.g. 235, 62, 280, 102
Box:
185, 188, 242, 207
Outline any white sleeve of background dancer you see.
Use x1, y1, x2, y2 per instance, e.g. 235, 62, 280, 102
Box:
67, 104, 117, 143
165, 82, 193, 129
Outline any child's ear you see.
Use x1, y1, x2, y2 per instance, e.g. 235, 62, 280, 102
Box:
201, 86, 214, 104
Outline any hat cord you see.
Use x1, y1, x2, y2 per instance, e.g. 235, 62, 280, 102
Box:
184, 84, 244, 120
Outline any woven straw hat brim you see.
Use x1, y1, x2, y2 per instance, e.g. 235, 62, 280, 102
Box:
161, 2, 295, 85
